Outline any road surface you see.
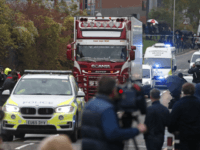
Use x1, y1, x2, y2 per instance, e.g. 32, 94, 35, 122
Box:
1, 49, 196, 150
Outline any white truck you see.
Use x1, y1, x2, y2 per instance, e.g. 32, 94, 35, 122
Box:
143, 43, 177, 87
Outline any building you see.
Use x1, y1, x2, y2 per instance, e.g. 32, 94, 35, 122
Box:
80, 0, 147, 24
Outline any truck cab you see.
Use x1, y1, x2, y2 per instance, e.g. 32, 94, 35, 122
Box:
66, 16, 143, 101
143, 43, 177, 87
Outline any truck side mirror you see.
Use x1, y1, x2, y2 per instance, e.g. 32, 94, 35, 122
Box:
130, 51, 135, 60
131, 46, 136, 50
66, 50, 72, 60
188, 60, 190, 63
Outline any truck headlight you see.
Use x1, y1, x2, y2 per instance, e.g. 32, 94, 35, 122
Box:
55, 106, 74, 113
3, 105, 20, 112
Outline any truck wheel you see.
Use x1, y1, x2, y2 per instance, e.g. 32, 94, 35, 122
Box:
15, 133, 25, 139
70, 117, 78, 142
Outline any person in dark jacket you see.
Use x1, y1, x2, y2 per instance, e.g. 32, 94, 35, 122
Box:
0, 74, 18, 106
144, 88, 170, 150
168, 83, 200, 150
168, 89, 181, 109
0, 67, 6, 87
81, 76, 147, 150
194, 83, 200, 99
177, 72, 187, 83
188, 60, 200, 84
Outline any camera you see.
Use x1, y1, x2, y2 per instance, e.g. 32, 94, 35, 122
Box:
115, 79, 147, 115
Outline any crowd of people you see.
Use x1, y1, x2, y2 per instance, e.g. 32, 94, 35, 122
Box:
143, 23, 198, 50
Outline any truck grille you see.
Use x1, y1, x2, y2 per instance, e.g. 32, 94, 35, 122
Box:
38, 108, 54, 115
21, 108, 36, 115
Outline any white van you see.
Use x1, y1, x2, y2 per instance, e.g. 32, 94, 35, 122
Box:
142, 64, 154, 88
143, 43, 177, 87
188, 50, 200, 68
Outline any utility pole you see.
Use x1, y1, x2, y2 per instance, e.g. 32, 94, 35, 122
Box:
173, 0, 175, 46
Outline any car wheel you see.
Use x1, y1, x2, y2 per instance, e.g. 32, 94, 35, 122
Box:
15, 133, 25, 139
0, 124, 13, 141
70, 116, 78, 143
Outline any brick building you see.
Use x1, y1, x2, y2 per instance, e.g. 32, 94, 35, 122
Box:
80, 0, 147, 23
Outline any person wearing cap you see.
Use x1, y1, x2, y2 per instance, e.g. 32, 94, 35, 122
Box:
177, 73, 187, 83
37, 135, 73, 150
188, 59, 200, 84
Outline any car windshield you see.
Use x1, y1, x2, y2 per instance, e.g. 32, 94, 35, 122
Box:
13, 79, 72, 95
143, 69, 150, 78
76, 45, 127, 62
144, 58, 171, 69
192, 54, 200, 62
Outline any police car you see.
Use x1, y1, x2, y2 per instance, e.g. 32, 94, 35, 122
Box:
1, 70, 85, 142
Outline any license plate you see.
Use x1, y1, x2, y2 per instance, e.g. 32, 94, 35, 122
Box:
26, 120, 47, 125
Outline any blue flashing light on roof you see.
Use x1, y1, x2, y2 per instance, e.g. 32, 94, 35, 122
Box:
165, 44, 171, 47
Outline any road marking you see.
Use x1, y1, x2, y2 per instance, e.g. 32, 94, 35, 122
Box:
24, 140, 40, 142
184, 69, 188, 72
177, 69, 181, 71
15, 143, 34, 149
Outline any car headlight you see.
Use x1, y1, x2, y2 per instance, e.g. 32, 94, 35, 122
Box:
2, 105, 20, 112
55, 106, 74, 113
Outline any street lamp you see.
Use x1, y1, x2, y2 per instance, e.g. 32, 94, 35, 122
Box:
172, 0, 175, 46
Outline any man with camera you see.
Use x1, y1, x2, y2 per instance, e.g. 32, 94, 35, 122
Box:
81, 76, 147, 150
188, 59, 200, 84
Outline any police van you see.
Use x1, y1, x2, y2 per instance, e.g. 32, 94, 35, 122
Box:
143, 43, 177, 87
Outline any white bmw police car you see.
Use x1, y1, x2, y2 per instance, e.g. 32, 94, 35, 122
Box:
1, 70, 85, 142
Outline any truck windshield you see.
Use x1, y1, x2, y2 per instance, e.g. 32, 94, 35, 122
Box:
144, 58, 171, 69
142, 69, 150, 78
192, 54, 200, 62
13, 79, 72, 95
76, 45, 127, 62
